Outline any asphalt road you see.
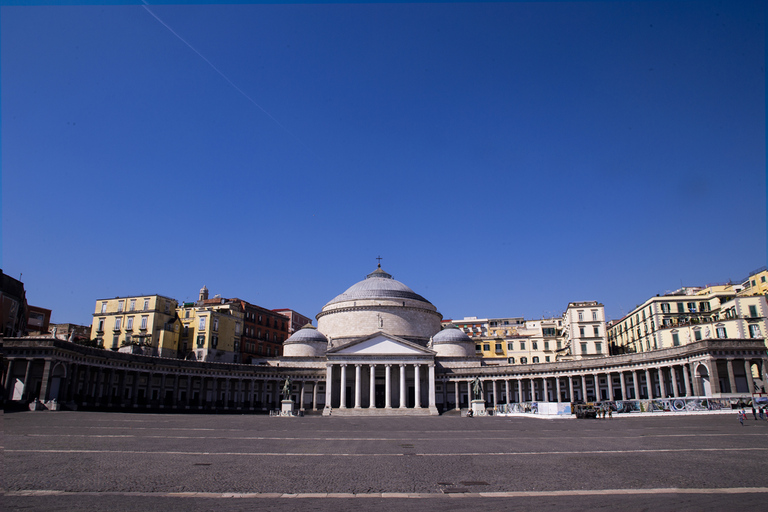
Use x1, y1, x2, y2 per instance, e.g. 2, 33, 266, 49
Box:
3, 411, 768, 511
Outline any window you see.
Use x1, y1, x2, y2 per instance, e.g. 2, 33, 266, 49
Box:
199, 317, 206, 330
483, 343, 490, 351
749, 324, 761, 338
716, 326, 727, 339
677, 303, 684, 313
185, 310, 190, 319
762, 276, 766, 283
672, 333, 680, 346
165, 302, 170, 313
593, 326, 599, 337
752, 280, 757, 286
508, 357, 515, 364
580, 342, 587, 353
579, 327, 585, 337
129, 299, 136, 311
112, 336, 119, 349
495, 343, 502, 353
595, 342, 602, 353
97, 318, 105, 332
592, 311, 598, 321
114, 318, 122, 330
140, 316, 148, 329
694, 329, 702, 341
212, 335, 218, 348
507, 342, 514, 351
544, 341, 549, 350
475, 345, 482, 352
557, 341, 562, 350
661, 303, 670, 313
687, 302, 696, 312
235, 323, 241, 335
749, 305, 758, 318
532, 341, 538, 350
520, 357, 527, 364
532, 356, 539, 363
196, 335, 205, 347
520, 342, 526, 350
183, 325, 189, 337
213, 317, 219, 331
117, 301, 124, 312
101, 302, 107, 314
143, 299, 149, 311
578, 311, 584, 320
126, 317, 134, 330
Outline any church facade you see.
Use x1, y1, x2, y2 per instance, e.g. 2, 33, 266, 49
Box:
3, 266, 767, 415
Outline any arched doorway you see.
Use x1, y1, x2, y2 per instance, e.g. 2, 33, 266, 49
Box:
696, 363, 711, 397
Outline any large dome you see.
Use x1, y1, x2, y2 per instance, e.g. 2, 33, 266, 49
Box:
324, 266, 433, 307
316, 265, 442, 346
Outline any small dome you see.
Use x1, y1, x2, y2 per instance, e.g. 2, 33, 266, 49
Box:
432, 325, 472, 344
284, 323, 327, 345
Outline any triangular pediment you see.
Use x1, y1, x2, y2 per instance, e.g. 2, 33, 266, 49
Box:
328, 332, 435, 356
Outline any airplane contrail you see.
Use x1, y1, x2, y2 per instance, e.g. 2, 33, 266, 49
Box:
141, 2, 318, 159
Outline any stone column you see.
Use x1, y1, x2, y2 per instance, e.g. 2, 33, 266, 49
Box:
186, 376, 193, 407
529, 377, 536, 401
568, 376, 574, 402
518, 378, 524, 403
542, 377, 548, 402
619, 372, 627, 400
339, 364, 347, 409
454, 380, 460, 410
414, 364, 421, 408
369, 365, 376, 408
300, 380, 307, 409
385, 364, 392, 409
644, 369, 653, 399
657, 368, 667, 399
506, 380, 511, 406
607, 373, 614, 401
726, 359, 737, 394
745, 360, 755, 394
593, 374, 600, 401
428, 364, 436, 410
581, 375, 588, 402
492, 380, 498, 407
670, 366, 679, 397
4, 359, 15, 400
354, 364, 362, 408
37, 360, 53, 402
709, 359, 722, 394
325, 364, 333, 410
683, 364, 692, 397
632, 371, 640, 400
131, 371, 140, 407
173, 375, 180, 407
399, 364, 406, 408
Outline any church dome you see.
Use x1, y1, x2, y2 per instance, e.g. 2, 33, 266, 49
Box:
431, 324, 476, 358
316, 265, 442, 346
283, 323, 327, 357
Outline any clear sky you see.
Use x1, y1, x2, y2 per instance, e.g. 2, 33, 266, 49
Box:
2, 1, 765, 327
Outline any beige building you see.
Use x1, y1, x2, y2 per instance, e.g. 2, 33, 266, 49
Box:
91, 295, 179, 357
607, 286, 768, 354
739, 266, 768, 297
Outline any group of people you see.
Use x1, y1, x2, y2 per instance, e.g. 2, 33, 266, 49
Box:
596, 406, 612, 419
737, 406, 767, 426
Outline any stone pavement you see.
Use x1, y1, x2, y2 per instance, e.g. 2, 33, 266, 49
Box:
3, 411, 768, 511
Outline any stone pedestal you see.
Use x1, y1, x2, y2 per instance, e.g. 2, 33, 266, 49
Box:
281, 400, 295, 415
471, 399, 486, 416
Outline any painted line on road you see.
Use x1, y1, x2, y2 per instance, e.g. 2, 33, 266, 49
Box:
6, 447, 768, 457
6, 487, 768, 499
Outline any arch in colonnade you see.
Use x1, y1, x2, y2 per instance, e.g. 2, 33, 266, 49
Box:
695, 363, 711, 397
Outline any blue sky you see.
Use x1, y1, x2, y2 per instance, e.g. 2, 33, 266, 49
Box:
2, 1, 765, 327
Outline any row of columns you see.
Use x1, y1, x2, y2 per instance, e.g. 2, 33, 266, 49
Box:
326, 362, 436, 410
445, 359, 766, 408
4, 358, 324, 411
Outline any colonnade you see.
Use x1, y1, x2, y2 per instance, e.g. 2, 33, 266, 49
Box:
325, 362, 436, 410
442, 357, 767, 410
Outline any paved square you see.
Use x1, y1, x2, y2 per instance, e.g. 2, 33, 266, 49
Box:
3, 411, 768, 511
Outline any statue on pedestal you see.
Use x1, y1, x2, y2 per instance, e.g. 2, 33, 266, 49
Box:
281, 378, 292, 401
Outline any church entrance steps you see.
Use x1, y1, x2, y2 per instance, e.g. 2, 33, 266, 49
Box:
324, 407, 438, 416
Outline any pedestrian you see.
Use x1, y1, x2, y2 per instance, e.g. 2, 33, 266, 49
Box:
608, 408, 613, 419
760, 408, 765, 420
752, 406, 757, 420
738, 411, 744, 426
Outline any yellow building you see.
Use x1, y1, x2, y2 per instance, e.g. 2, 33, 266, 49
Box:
467, 317, 567, 365
177, 289, 243, 363
91, 295, 179, 357
739, 267, 768, 297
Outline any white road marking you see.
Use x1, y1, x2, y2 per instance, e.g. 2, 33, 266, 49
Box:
5, 447, 768, 457
6, 487, 768, 498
